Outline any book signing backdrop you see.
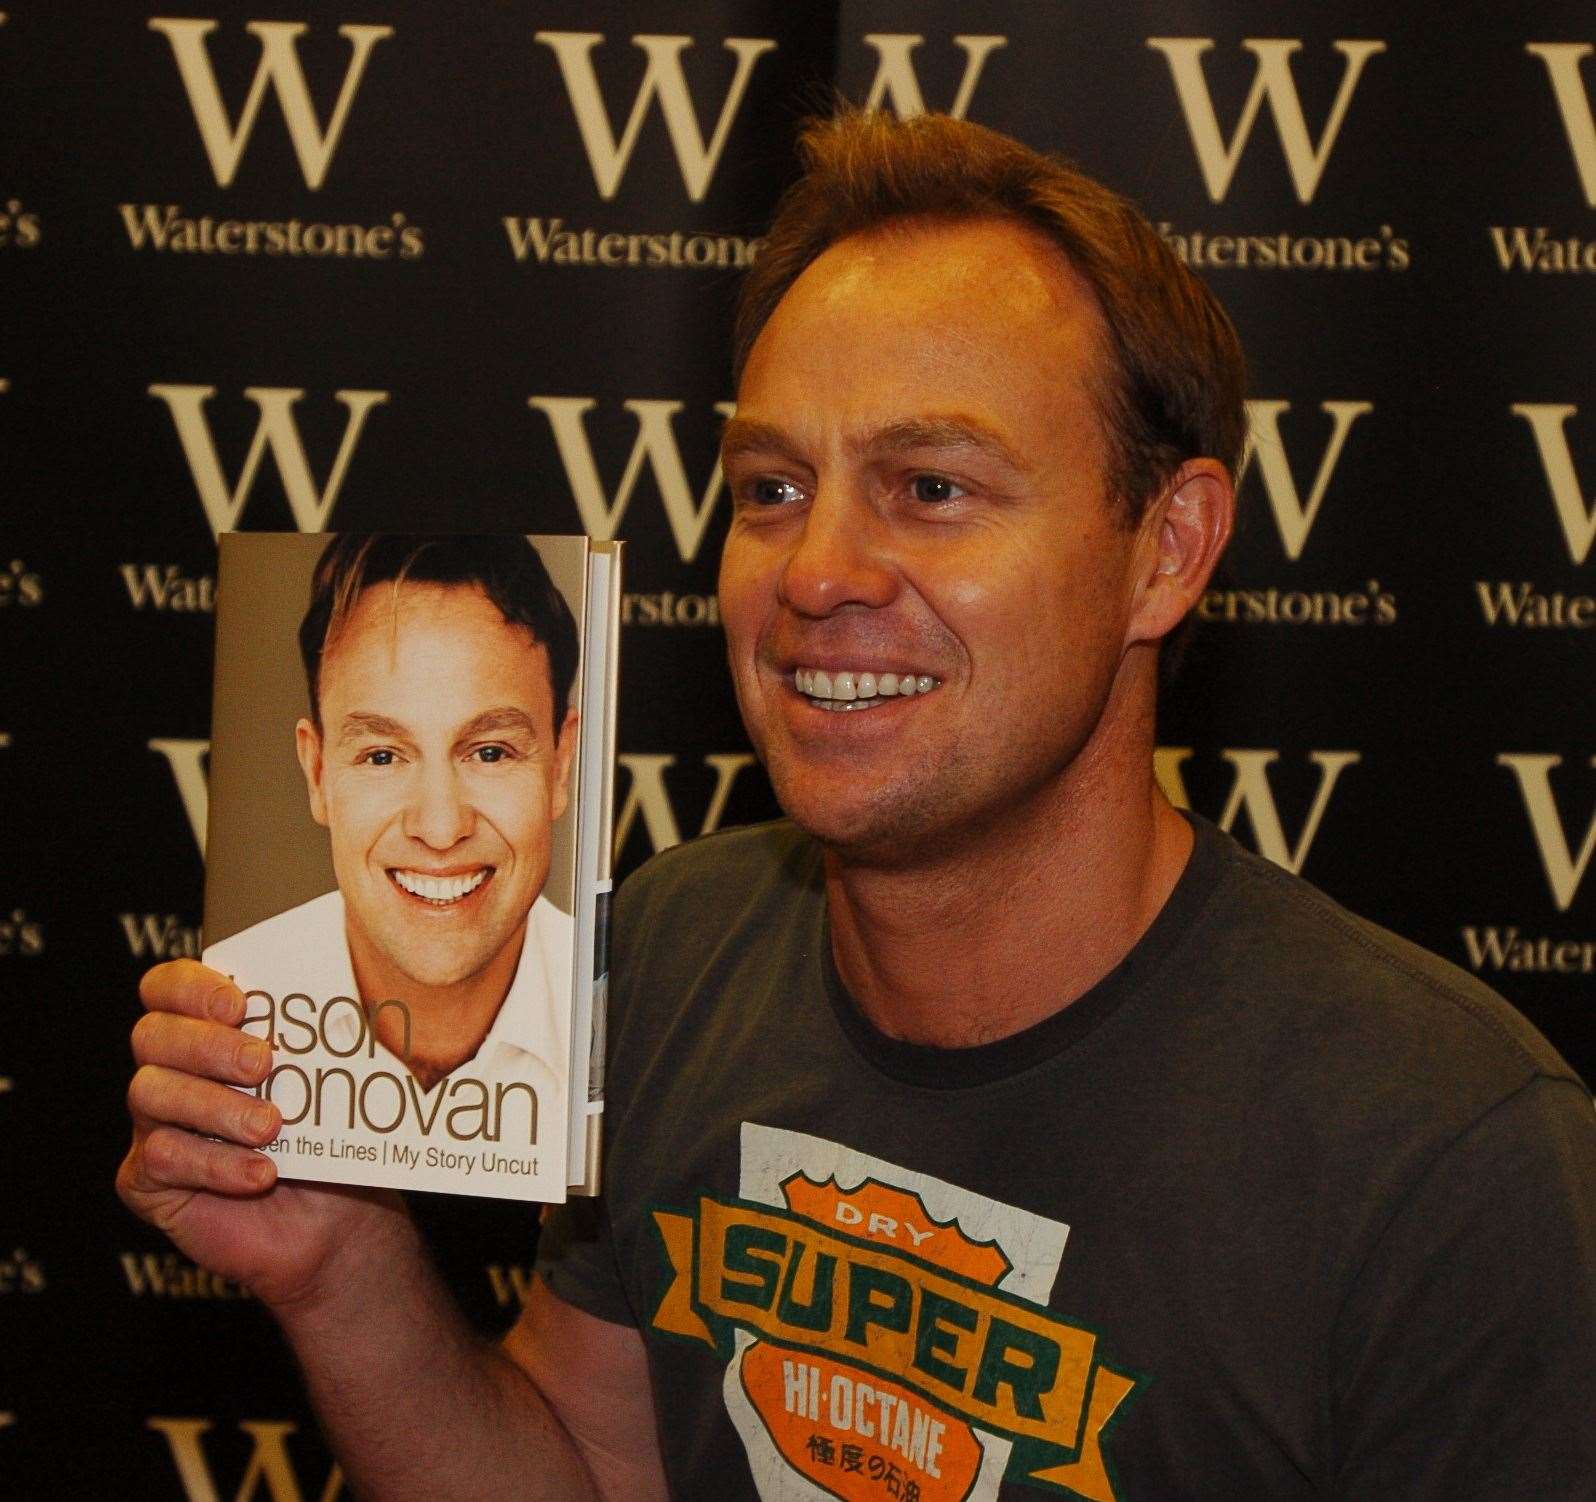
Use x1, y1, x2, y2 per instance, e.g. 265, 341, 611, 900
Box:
3, 1, 1592, 1493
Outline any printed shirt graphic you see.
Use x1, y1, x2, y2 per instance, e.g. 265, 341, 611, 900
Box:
651, 1123, 1139, 1501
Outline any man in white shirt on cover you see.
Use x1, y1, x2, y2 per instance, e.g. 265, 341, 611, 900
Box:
208, 534, 580, 1106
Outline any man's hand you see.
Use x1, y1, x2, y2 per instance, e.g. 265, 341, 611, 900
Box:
116, 958, 404, 1310
117, 959, 665, 1498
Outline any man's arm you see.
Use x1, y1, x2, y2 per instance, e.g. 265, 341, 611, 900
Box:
118, 959, 665, 1501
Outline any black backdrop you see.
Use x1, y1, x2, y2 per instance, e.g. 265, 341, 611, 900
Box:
4, 3, 1592, 1494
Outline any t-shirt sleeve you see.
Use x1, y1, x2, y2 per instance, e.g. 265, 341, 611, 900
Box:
535, 1193, 638, 1327
1331, 1074, 1596, 1498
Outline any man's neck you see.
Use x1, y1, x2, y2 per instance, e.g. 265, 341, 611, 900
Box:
824, 707, 1191, 1050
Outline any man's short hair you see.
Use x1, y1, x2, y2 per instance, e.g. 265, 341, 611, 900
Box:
735, 111, 1247, 527
299, 534, 579, 733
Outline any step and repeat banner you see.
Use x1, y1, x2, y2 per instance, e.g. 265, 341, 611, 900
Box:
3, 1, 1592, 1493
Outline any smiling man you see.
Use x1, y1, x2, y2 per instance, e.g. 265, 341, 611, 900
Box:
206, 533, 579, 1096
120, 114, 1593, 1501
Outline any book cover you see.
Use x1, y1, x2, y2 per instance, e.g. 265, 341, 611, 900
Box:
203, 532, 613, 1202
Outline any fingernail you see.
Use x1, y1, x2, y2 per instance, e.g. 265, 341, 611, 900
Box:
208, 987, 239, 1021
238, 1039, 269, 1075
248, 1103, 277, 1138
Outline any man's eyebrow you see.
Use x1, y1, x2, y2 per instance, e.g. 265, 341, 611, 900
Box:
337, 712, 411, 746
864, 417, 1026, 471
454, 707, 539, 741
719, 416, 800, 463
719, 414, 1027, 472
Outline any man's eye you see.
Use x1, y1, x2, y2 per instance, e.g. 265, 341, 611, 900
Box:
360, 748, 398, 767
747, 477, 802, 507
471, 745, 511, 764
909, 474, 966, 504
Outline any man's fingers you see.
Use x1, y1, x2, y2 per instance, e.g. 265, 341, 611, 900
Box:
134, 1124, 276, 1197
128, 1063, 281, 1148
138, 958, 245, 1023
131, 1010, 272, 1085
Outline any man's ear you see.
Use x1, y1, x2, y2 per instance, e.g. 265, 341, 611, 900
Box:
1126, 458, 1234, 647
550, 708, 579, 823
295, 718, 330, 827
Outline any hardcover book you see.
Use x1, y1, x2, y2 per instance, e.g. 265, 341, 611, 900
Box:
203, 532, 620, 1202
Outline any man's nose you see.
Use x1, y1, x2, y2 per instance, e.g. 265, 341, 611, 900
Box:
778, 487, 898, 618
402, 762, 474, 849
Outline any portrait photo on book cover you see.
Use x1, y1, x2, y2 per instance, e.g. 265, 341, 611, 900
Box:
204, 533, 583, 1115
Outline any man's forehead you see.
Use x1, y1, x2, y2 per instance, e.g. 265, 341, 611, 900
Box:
321, 582, 552, 690
792, 216, 1097, 329
733, 219, 1109, 464
334, 581, 538, 649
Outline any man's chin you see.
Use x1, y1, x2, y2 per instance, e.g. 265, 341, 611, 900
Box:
776, 783, 944, 870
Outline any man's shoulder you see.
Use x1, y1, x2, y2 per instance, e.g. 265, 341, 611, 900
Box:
1196, 822, 1582, 1094
204, 889, 343, 976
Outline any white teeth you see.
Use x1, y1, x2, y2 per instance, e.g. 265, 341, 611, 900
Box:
393, 868, 489, 903
791, 666, 938, 705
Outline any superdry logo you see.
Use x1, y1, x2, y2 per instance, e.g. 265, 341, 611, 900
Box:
1476, 406, 1595, 628
1462, 755, 1596, 976
128, 20, 423, 259
148, 1418, 343, 1502
1149, 38, 1406, 272
1203, 401, 1393, 627
1490, 45, 1596, 271
1156, 748, 1360, 876
151, 383, 388, 539
655, 1124, 1134, 1501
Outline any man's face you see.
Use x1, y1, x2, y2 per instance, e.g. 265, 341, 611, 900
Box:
718, 217, 1149, 862
296, 582, 576, 996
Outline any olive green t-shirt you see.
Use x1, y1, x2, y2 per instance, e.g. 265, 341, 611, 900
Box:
540, 817, 1595, 1500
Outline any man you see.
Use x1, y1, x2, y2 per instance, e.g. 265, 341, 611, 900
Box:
119, 113, 1594, 1500
210, 533, 579, 1111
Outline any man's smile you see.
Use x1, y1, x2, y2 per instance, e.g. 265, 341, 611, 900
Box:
791, 666, 942, 710
388, 866, 495, 906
